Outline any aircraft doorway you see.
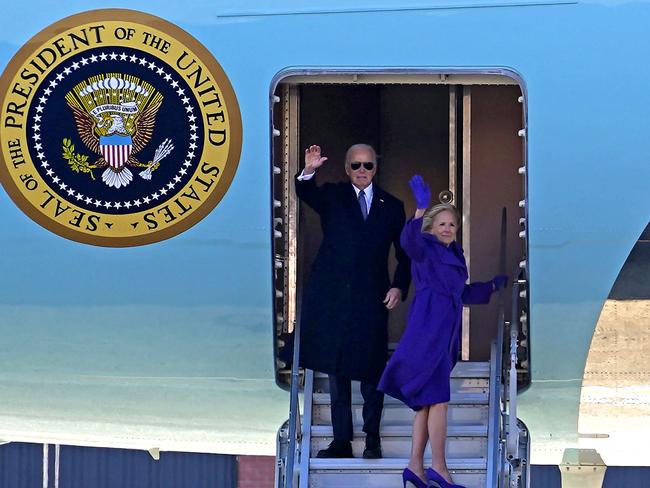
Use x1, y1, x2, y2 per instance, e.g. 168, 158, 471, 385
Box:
271, 73, 528, 387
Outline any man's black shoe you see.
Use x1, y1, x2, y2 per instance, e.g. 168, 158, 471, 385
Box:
316, 441, 353, 458
362, 436, 382, 459
362, 445, 382, 459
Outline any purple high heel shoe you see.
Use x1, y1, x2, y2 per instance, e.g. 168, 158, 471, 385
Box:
402, 468, 429, 488
426, 467, 466, 488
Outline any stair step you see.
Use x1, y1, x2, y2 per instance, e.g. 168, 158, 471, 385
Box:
451, 361, 490, 378
311, 457, 486, 470
312, 424, 487, 438
306, 362, 492, 488
313, 361, 489, 381
312, 403, 489, 427
313, 376, 488, 395
308, 469, 486, 488
311, 425, 487, 459
312, 391, 488, 407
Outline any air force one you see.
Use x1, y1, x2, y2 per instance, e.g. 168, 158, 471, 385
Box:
0, 2, 648, 487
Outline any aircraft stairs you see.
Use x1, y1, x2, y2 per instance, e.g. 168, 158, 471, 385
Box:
277, 216, 531, 488
278, 348, 528, 487
307, 362, 492, 487
277, 287, 531, 487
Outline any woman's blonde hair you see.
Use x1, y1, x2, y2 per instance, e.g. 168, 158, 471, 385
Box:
422, 203, 460, 233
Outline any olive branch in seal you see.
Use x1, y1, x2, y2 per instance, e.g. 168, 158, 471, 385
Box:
62, 138, 98, 180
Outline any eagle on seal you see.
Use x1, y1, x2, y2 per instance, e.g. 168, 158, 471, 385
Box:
67, 100, 162, 188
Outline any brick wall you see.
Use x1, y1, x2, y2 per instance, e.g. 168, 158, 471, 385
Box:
238, 455, 276, 488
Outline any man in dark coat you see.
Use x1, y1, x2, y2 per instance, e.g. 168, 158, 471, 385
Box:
295, 144, 411, 459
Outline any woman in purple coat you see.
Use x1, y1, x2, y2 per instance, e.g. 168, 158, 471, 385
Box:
378, 175, 507, 488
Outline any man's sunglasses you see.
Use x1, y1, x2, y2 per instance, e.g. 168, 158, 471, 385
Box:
349, 162, 375, 171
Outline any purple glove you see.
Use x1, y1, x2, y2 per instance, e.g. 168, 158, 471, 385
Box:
492, 275, 508, 291
409, 175, 431, 209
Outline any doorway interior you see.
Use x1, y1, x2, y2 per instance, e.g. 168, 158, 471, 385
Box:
272, 73, 528, 387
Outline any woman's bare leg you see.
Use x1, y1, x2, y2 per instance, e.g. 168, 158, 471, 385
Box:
407, 406, 429, 482
428, 402, 452, 482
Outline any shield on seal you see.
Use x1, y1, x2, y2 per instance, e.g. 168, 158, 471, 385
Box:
100, 135, 133, 169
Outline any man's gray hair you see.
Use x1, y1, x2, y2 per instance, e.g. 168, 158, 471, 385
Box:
345, 144, 377, 165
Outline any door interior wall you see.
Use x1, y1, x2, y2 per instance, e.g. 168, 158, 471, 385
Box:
297, 84, 449, 343
468, 85, 524, 360
290, 82, 523, 362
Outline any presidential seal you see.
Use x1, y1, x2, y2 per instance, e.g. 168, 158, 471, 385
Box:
0, 9, 241, 246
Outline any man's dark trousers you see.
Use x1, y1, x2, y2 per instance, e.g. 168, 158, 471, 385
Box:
329, 374, 383, 445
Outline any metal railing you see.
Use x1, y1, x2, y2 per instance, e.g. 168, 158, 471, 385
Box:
283, 322, 303, 488
487, 320, 505, 487
507, 281, 522, 461
487, 275, 530, 488
487, 208, 530, 488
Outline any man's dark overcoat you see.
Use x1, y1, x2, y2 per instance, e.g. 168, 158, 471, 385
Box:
296, 175, 411, 384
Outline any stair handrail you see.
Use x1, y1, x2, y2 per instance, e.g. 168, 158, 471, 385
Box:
489, 272, 525, 487
487, 208, 508, 486
284, 319, 303, 488
488, 208, 528, 486
487, 293, 506, 487
507, 280, 522, 461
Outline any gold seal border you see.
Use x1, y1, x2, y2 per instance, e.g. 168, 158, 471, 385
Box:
0, 9, 242, 247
